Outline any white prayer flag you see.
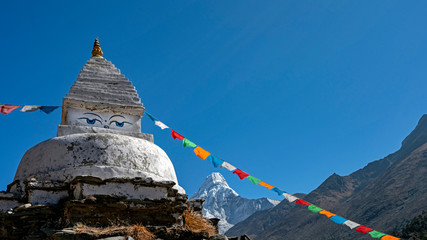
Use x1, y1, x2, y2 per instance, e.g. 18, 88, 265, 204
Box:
220, 161, 237, 171
20, 105, 41, 112
343, 220, 360, 229
283, 193, 298, 203
155, 120, 169, 130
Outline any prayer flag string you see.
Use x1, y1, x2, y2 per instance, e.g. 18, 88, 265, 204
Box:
144, 111, 400, 240
0, 106, 402, 240
0, 104, 60, 115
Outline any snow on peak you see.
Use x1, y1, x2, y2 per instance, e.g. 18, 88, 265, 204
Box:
206, 172, 228, 186
190, 172, 280, 234
191, 172, 237, 199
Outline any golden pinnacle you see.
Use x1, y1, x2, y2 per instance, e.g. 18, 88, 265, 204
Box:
91, 38, 103, 57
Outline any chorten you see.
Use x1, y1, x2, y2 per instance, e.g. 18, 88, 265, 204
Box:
7, 39, 184, 201
0, 39, 218, 240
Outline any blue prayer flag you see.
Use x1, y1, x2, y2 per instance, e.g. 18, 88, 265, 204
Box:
272, 187, 285, 196
39, 106, 59, 114
145, 112, 158, 122
330, 216, 347, 224
206, 155, 224, 168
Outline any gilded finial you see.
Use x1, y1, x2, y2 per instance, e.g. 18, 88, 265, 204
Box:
91, 38, 103, 57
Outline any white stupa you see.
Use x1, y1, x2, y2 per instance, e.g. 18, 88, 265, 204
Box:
0, 39, 184, 211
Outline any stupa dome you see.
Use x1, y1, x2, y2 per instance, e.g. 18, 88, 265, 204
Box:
14, 133, 184, 193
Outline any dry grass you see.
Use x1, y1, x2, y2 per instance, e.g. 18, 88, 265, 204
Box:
74, 223, 154, 240
183, 209, 216, 236
126, 224, 155, 240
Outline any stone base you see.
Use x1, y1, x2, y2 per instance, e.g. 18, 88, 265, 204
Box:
0, 195, 212, 240
1, 176, 183, 211
0, 176, 211, 239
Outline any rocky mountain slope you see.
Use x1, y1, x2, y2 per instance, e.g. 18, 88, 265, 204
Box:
227, 115, 427, 239
190, 172, 280, 234
394, 211, 427, 239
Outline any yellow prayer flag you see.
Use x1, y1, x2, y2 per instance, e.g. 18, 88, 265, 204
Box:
194, 146, 210, 160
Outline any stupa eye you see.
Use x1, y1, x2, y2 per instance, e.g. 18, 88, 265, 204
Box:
78, 117, 101, 125
110, 121, 131, 127
87, 119, 96, 125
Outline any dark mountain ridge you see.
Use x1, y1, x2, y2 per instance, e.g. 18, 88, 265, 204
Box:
227, 115, 427, 239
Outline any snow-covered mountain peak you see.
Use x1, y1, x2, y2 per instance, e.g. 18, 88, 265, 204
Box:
191, 172, 280, 233
202, 172, 229, 188
192, 172, 238, 199
209, 172, 227, 185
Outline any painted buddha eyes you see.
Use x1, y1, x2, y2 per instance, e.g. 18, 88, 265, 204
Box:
78, 117, 102, 125
85, 118, 100, 125
78, 113, 132, 128
110, 121, 124, 127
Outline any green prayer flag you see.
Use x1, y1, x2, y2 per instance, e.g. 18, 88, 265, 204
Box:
183, 138, 197, 148
307, 205, 323, 213
368, 231, 386, 238
246, 175, 262, 185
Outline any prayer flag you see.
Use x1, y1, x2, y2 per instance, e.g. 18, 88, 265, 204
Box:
330, 216, 347, 224
145, 112, 157, 122
283, 193, 298, 203
183, 138, 197, 148
0, 105, 22, 115
319, 210, 336, 218
368, 231, 386, 239
259, 182, 275, 189
356, 225, 373, 234
343, 220, 360, 229
171, 130, 185, 140
233, 169, 249, 180
272, 187, 285, 196
246, 175, 262, 185
21, 105, 41, 112
295, 199, 311, 206
307, 205, 323, 213
40, 106, 59, 114
206, 155, 224, 168
194, 146, 210, 160
381, 235, 400, 240
155, 120, 169, 130
220, 161, 237, 171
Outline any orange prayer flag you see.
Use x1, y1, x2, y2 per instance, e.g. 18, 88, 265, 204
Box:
319, 210, 336, 218
259, 182, 275, 189
193, 146, 210, 160
381, 235, 400, 240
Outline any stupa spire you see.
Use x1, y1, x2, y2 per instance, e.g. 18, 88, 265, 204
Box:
91, 38, 103, 57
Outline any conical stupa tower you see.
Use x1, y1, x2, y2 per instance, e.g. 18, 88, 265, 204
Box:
59, 38, 146, 137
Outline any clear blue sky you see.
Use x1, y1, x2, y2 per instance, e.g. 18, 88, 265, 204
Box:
1, 1, 427, 201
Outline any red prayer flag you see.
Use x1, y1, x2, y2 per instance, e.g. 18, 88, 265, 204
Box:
171, 130, 185, 140
356, 225, 373, 234
233, 169, 249, 180
0, 105, 22, 115
295, 199, 311, 206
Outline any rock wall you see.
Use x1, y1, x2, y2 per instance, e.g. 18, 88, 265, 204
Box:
0, 176, 218, 240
